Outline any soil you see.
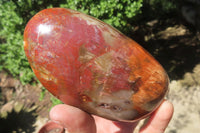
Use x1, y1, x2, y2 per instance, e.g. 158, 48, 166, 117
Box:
166, 64, 200, 133
0, 71, 52, 133
0, 19, 200, 133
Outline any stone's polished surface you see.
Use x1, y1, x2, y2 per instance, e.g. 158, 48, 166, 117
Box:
24, 8, 169, 122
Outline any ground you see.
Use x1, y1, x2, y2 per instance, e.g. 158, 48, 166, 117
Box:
0, 71, 52, 133
0, 20, 200, 133
166, 64, 200, 133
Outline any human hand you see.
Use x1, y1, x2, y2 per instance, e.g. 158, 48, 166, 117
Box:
39, 100, 173, 133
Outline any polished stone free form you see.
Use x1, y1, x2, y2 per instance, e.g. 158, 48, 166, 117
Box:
24, 8, 169, 122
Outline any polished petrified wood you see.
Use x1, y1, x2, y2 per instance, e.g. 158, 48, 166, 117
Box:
24, 8, 169, 122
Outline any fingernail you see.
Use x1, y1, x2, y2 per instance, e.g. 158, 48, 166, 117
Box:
39, 121, 65, 133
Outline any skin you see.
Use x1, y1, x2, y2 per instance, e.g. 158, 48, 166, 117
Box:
42, 100, 173, 133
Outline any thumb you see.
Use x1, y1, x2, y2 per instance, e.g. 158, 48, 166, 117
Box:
49, 104, 96, 133
140, 100, 174, 133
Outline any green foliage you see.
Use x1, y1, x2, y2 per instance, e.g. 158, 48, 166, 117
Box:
39, 87, 46, 101
142, 0, 177, 20
0, 0, 143, 84
50, 96, 63, 108
39, 86, 63, 107
0, 1, 34, 84
150, 0, 176, 13
39, 87, 63, 107
59, 0, 143, 32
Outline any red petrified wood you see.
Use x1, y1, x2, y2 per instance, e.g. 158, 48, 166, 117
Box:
24, 8, 169, 122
